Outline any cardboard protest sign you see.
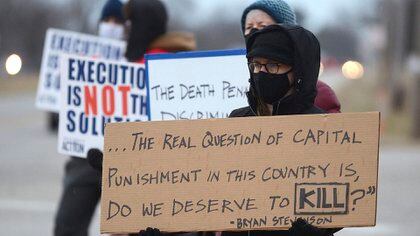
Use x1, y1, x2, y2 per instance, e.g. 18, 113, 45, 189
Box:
146, 49, 249, 121
58, 55, 148, 158
36, 28, 126, 112
101, 112, 380, 234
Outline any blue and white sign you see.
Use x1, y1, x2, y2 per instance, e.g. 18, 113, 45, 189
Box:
146, 49, 250, 121
36, 28, 126, 112
58, 55, 147, 158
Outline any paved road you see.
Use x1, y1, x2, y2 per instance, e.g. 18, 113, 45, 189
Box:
0, 93, 100, 235
1, 92, 419, 235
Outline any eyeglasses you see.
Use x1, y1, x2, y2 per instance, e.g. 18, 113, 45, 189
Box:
248, 61, 291, 74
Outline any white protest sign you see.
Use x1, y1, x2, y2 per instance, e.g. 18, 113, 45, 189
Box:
58, 55, 148, 158
146, 49, 249, 121
36, 28, 126, 112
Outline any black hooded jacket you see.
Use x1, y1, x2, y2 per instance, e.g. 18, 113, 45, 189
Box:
135, 25, 337, 236
230, 24, 324, 118
125, 0, 168, 62
225, 25, 340, 236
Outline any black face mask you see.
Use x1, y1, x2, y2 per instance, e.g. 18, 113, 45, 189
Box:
252, 71, 292, 104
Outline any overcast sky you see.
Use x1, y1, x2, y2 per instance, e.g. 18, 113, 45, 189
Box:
49, 0, 376, 33
180, 0, 376, 31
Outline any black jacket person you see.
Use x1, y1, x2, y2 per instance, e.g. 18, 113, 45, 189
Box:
139, 25, 341, 236
124, 0, 196, 63
224, 24, 340, 236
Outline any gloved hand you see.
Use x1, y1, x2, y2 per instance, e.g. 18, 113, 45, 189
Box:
87, 148, 103, 172
288, 218, 338, 236
138, 227, 162, 236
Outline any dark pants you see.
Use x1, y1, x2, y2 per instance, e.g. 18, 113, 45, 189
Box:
54, 157, 101, 236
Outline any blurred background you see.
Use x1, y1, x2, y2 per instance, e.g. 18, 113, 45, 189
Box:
0, 0, 419, 235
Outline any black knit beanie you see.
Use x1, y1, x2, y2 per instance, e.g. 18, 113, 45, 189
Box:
246, 24, 294, 66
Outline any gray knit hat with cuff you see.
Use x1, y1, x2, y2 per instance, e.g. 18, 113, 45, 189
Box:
241, 0, 297, 33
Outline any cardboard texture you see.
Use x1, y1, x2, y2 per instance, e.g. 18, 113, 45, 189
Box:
101, 112, 380, 234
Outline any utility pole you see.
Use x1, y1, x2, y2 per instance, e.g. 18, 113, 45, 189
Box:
379, 0, 408, 114
407, 0, 420, 138
380, 0, 420, 138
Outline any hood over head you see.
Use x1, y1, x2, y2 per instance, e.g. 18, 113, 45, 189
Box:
245, 24, 321, 115
125, 0, 167, 62
246, 26, 294, 66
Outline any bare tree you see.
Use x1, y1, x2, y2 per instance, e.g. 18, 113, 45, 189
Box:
0, 0, 102, 72
164, 1, 245, 50
317, 26, 360, 63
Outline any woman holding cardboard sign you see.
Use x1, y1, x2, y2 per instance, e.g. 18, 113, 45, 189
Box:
138, 25, 341, 236
224, 24, 341, 236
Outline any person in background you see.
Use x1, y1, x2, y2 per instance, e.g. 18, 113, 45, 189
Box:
85, 1, 197, 235
98, 0, 127, 40
241, 0, 341, 113
53, 1, 126, 236
124, 0, 196, 64
47, 0, 127, 133
87, 0, 197, 173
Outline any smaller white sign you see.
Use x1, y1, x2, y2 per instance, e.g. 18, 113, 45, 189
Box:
146, 49, 250, 121
58, 55, 148, 158
36, 28, 126, 112
408, 55, 420, 75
